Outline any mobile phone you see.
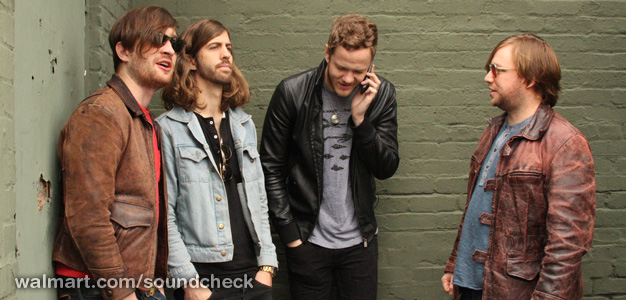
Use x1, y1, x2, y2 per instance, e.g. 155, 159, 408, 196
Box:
360, 64, 373, 94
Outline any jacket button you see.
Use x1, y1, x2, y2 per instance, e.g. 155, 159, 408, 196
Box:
219, 224, 224, 229
250, 158, 254, 163
106, 290, 113, 296
216, 196, 222, 201
221, 250, 227, 256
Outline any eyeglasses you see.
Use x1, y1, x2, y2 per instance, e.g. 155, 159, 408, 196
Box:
486, 64, 516, 77
219, 142, 233, 182
154, 32, 186, 54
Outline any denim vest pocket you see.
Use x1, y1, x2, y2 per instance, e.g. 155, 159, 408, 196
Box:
178, 146, 210, 182
242, 146, 260, 182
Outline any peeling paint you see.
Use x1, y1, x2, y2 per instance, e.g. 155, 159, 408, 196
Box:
36, 174, 51, 211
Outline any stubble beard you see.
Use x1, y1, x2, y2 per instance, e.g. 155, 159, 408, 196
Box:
199, 63, 232, 86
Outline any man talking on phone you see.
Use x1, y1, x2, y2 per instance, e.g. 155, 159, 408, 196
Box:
260, 14, 399, 300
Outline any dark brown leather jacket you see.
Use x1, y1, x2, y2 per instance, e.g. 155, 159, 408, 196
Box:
52, 75, 168, 300
445, 105, 596, 300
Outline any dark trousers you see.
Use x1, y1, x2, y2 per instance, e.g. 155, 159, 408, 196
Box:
459, 287, 483, 300
173, 273, 272, 300
285, 238, 378, 300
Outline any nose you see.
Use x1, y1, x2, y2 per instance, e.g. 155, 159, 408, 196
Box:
221, 47, 231, 60
484, 70, 494, 83
161, 39, 176, 56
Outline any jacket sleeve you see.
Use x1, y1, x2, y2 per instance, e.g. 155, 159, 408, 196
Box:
349, 80, 399, 179
250, 120, 279, 268
532, 134, 596, 300
260, 81, 301, 244
60, 103, 135, 300
158, 122, 200, 281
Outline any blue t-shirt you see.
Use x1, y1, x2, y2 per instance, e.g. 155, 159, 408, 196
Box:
453, 115, 533, 290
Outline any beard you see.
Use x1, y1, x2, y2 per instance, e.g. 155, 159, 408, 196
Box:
128, 59, 171, 90
198, 61, 233, 85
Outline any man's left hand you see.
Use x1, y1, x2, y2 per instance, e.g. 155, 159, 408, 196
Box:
352, 64, 381, 127
255, 270, 273, 287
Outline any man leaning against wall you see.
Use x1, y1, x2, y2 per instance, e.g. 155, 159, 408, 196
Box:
52, 6, 184, 300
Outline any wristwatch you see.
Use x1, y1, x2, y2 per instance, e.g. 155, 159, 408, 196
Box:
259, 265, 276, 278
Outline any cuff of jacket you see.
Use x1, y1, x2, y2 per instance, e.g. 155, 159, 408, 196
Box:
257, 251, 279, 269
168, 262, 199, 282
277, 222, 300, 245
350, 117, 376, 144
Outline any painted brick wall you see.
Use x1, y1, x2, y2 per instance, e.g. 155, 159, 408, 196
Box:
85, 0, 132, 94
0, 0, 16, 298
104, 1, 626, 299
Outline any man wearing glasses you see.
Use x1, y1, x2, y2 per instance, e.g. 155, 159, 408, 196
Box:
52, 6, 183, 300
441, 34, 596, 300
260, 14, 399, 299
157, 19, 277, 300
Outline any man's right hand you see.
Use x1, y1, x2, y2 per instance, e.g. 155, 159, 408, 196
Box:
441, 273, 454, 296
183, 286, 212, 300
286, 239, 303, 248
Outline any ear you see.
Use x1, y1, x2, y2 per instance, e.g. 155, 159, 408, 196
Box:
115, 42, 131, 63
188, 54, 197, 71
324, 44, 330, 64
526, 80, 536, 89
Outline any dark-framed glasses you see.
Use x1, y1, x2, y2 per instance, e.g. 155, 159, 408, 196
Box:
487, 64, 516, 77
154, 32, 186, 54
219, 142, 233, 182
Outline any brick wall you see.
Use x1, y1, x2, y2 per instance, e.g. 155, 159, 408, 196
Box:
0, 0, 16, 299
118, 1, 625, 299
85, 0, 131, 94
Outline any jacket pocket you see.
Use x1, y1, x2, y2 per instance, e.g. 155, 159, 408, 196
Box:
507, 256, 541, 281
178, 146, 210, 182
110, 201, 153, 247
242, 146, 261, 182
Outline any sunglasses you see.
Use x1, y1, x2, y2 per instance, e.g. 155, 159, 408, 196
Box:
154, 32, 186, 54
486, 64, 516, 77
219, 142, 233, 182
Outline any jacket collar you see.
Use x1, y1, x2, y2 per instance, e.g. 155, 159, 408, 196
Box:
107, 74, 146, 118
488, 104, 554, 141
314, 59, 327, 87
165, 105, 251, 125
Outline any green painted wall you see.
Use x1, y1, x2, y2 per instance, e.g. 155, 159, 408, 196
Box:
1, 0, 624, 300
130, 1, 626, 299
0, 0, 16, 299
12, 0, 85, 299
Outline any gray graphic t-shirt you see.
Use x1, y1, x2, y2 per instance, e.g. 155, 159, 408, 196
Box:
308, 87, 363, 249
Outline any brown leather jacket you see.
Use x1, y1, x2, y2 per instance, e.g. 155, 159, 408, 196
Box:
445, 105, 596, 300
52, 75, 168, 300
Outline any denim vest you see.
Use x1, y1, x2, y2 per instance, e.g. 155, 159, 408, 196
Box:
156, 106, 277, 280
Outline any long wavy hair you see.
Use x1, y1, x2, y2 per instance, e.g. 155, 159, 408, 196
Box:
162, 19, 250, 111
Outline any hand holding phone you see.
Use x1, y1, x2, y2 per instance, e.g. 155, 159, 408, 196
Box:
360, 64, 373, 94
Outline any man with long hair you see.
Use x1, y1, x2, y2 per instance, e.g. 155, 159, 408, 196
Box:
53, 6, 183, 300
158, 19, 277, 300
441, 34, 596, 300
260, 14, 399, 299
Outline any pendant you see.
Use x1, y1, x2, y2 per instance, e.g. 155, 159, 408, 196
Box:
331, 113, 339, 125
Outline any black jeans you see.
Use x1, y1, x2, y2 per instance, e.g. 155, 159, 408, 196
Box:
285, 238, 378, 300
459, 287, 483, 300
173, 273, 272, 300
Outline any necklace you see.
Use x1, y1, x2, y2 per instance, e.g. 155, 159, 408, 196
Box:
331, 111, 340, 125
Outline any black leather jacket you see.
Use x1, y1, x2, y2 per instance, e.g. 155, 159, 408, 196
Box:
260, 60, 399, 245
